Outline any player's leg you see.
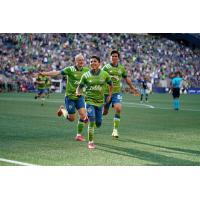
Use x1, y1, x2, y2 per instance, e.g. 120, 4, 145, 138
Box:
140, 89, 144, 103
86, 104, 96, 149
172, 88, 180, 110
39, 89, 45, 106
75, 96, 88, 141
145, 90, 148, 102
95, 106, 103, 128
103, 94, 111, 115
112, 103, 121, 138
175, 88, 181, 110
57, 96, 76, 121
112, 93, 122, 138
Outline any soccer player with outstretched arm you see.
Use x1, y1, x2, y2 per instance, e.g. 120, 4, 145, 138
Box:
76, 56, 113, 149
102, 50, 140, 138
40, 53, 89, 141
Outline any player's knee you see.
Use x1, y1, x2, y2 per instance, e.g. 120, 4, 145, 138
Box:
103, 110, 108, 115
96, 121, 102, 128
115, 107, 121, 113
67, 115, 75, 122
88, 116, 95, 122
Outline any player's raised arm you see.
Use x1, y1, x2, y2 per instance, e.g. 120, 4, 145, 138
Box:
40, 70, 61, 77
106, 74, 113, 103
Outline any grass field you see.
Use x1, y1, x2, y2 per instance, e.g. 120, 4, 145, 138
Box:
0, 92, 200, 166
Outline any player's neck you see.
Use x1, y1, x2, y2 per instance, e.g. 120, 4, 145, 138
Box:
91, 69, 100, 75
75, 65, 83, 71
111, 62, 118, 67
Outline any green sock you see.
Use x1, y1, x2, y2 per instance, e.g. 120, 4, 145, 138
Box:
88, 122, 95, 141
114, 113, 120, 130
77, 120, 84, 134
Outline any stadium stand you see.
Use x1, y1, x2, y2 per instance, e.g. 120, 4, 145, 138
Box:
0, 33, 199, 92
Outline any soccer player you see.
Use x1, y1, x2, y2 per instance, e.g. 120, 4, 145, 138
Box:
171, 71, 183, 111
34, 73, 48, 106
102, 50, 140, 138
76, 56, 113, 149
140, 76, 149, 103
40, 53, 89, 141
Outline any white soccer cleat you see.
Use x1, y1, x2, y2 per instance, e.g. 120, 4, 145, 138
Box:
112, 129, 119, 139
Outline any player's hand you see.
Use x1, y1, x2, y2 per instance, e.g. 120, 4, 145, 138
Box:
131, 88, 140, 96
76, 91, 82, 97
106, 95, 112, 103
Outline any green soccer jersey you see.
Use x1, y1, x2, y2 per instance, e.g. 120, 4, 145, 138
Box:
36, 75, 47, 89
79, 69, 112, 107
61, 66, 89, 100
102, 63, 127, 94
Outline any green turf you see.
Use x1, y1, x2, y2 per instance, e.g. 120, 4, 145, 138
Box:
0, 92, 200, 166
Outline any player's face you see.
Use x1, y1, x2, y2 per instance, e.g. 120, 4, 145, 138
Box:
110, 53, 119, 65
75, 57, 85, 68
90, 58, 100, 71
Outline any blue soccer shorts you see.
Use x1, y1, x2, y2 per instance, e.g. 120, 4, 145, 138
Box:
86, 104, 103, 125
65, 96, 86, 114
104, 93, 122, 109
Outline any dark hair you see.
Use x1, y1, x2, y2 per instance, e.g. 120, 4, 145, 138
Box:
175, 71, 182, 77
90, 55, 100, 63
111, 50, 120, 58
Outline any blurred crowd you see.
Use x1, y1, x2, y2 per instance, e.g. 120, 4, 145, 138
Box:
0, 33, 199, 92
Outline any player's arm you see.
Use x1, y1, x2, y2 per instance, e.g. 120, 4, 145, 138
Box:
124, 77, 140, 96
76, 75, 86, 97
40, 71, 61, 77
105, 74, 113, 103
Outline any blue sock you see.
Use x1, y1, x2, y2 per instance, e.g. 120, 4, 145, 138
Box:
173, 99, 176, 109
177, 99, 180, 109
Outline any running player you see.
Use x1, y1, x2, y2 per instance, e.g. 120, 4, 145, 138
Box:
102, 50, 140, 138
34, 73, 48, 106
40, 53, 89, 141
76, 56, 113, 149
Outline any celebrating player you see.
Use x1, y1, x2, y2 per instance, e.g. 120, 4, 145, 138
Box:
76, 56, 113, 149
102, 50, 140, 138
40, 53, 89, 141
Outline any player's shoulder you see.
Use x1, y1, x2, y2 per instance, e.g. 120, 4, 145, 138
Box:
100, 69, 110, 76
82, 70, 92, 78
102, 63, 111, 69
118, 63, 125, 69
61, 66, 76, 75
82, 66, 90, 71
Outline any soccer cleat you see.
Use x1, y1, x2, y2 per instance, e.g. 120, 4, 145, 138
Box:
88, 141, 95, 149
75, 135, 85, 141
112, 129, 119, 139
57, 105, 65, 117
34, 96, 38, 99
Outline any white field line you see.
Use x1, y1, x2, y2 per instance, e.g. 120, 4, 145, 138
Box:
123, 102, 155, 108
0, 158, 39, 166
1, 97, 200, 111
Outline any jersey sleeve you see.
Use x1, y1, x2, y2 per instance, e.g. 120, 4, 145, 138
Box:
105, 72, 112, 86
102, 64, 109, 72
61, 67, 70, 76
